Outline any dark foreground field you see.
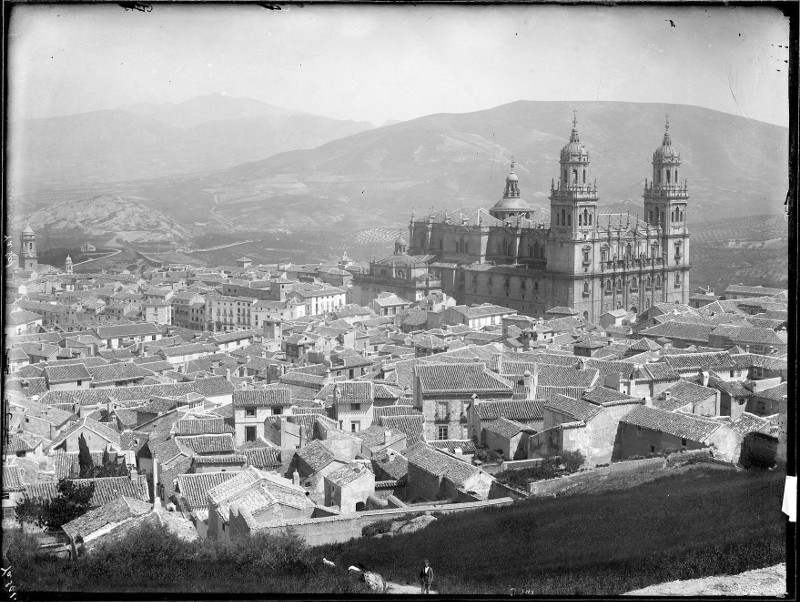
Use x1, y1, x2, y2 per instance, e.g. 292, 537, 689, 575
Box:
3, 466, 785, 597
317, 466, 787, 595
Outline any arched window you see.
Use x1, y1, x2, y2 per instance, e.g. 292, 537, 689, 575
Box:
579, 214, 582, 226
533, 242, 539, 258
655, 171, 660, 184
464, 241, 469, 254
660, 210, 665, 224
666, 170, 671, 184
655, 275, 662, 288
649, 210, 653, 223
583, 170, 587, 184
583, 281, 590, 295
605, 280, 612, 293
556, 213, 560, 226
567, 214, 572, 227
630, 277, 637, 289
675, 169, 679, 181
601, 248, 608, 262
646, 276, 651, 288
534, 280, 539, 292
572, 169, 578, 183
561, 209, 566, 225
588, 213, 592, 225
616, 279, 622, 291
625, 244, 632, 259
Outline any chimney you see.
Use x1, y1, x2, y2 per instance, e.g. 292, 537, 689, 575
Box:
745, 345, 750, 354
643, 395, 652, 406
299, 425, 306, 448
292, 469, 300, 487
700, 370, 709, 387
663, 391, 672, 402
577, 359, 587, 371
384, 429, 391, 445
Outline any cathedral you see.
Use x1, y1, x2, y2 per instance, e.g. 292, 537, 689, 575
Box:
354, 115, 691, 323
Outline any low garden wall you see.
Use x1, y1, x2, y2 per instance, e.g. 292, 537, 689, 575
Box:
357, 497, 514, 528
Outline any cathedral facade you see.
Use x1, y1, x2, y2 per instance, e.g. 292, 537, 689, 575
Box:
400, 116, 690, 323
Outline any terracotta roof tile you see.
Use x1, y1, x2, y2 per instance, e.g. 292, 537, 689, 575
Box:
621, 405, 722, 441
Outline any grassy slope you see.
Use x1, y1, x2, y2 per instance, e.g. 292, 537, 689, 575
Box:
317, 466, 786, 595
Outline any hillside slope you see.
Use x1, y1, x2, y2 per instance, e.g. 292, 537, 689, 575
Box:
206, 100, 788, 225
8, 95, 372, 189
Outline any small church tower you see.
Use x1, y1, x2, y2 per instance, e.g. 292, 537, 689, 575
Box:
19, 220, 38, 271
65, 255, 73, 275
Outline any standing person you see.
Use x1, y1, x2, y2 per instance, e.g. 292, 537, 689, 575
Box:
420, 559, 434, 594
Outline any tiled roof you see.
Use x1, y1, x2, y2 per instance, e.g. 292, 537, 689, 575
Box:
374, 405, 419, 419
43, 363, 92, 384
25, 475, 150, 507
415, 362, 512, 395
177, 471, 239, 511
427, 439, 477, 454
729, 413, 771, 437
332, 381, 374, 404
750, 382, 787, 402
233, 388, 292, 407
296, 440, 339, 473
212, 329, 258, 344
662, 351, 735, 373
42, 376, 234, 406
403, 442, 482, 486
51, 417, 122, 449
176, 434, 235, 455
62, 496, 153, 541
378, 414, 425, 444
88, 362, 154, 383
655, 380, 718, 409
355, 425, 407, 451
483, 417, 529, 439
371, 449, 409, 480
159, 343, 217, 357
325, 463, 372, 487
544, 394, 603, 423
193, 454, 247, 466
2, 465, 26, 492
621, 405, 722, 442
581, 387, 641, 406
94, 323, 162, 339
98, 348, 137, 361
473, 400, 543, 421
730, 353, 787, 372
242, 447, 281, 470
639, 321, 713, 344
535, 363, 599, 389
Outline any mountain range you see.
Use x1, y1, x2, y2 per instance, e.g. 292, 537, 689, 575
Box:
8, 98, 789, 248
8, 94, 373, 189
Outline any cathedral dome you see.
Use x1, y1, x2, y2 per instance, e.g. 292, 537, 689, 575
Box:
491, 196, 531, 212
395, 234, 407, 246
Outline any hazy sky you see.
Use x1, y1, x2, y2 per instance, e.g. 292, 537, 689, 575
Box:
8, 4, 790, 126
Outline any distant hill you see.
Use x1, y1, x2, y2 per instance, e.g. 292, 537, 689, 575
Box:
8, 94, 373, 189
12, 195, 195, 248
203, 100, 788, 225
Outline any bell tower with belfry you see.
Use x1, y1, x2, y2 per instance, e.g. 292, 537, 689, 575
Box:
643, 116, 690, 303
19, 220, 38, 271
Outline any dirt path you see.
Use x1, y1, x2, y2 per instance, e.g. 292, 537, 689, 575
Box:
624, 564, 786, 596
385, 581, 437, 595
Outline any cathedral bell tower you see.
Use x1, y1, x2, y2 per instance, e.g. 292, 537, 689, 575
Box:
643, 116, 688, 235
549, 111, 598, 240
643, 117, 690, 301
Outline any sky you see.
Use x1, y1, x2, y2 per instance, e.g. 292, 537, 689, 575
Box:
7, 4, 791, 127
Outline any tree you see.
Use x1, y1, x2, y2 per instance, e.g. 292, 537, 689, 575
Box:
16, 479, 96, 532
77, 434, 94, 478
40, 479, 95, 532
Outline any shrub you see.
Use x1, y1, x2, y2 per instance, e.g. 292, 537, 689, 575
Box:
495, 457, 561, 488
561, 450, 585, 473
2, 529, 42, 565
474, 447, 503, 465
363, 518, 394, 538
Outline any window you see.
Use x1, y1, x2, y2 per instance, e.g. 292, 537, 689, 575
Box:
351, 421, 361, 433
273, 407, 283, 415
681, 438, 687, 447
438, 402, 448, 419
437, 426, 448, 440
245, 407, 256, 417
582, 281, 590, 297
351, 403, 361, 411
76, 380, 82, 386
583, 250, 590, 264
650, 445, 656, 453
245, 426, 257, 442
567, 214, 572, 227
